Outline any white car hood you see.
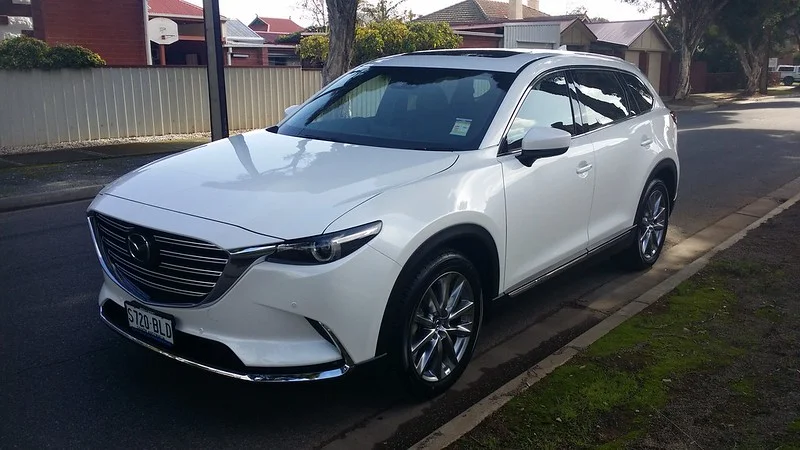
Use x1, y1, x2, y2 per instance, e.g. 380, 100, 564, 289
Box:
102, 130, 458, 239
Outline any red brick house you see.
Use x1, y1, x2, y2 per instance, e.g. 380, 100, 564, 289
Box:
248, 16, 303, 66
31, 0, 149, 65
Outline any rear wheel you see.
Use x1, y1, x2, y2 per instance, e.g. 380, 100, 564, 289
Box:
617, 179, 670, 270
784, 76, 795, 86
394, 251, 483, 398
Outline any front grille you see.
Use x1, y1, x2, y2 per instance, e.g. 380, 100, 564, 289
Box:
92, 212, 230, 306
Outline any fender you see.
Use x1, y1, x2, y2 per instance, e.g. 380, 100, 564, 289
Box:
374, 224, 500, 357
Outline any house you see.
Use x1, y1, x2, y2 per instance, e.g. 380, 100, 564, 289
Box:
248, 16, 304, 66
147, 0, 284, 66
415, 0, 673, 94
223, 19, 267, 67
415, 0, 549, 48
586, 20, 674, 94
20, 0, 149, 65
147, 0, 209, 65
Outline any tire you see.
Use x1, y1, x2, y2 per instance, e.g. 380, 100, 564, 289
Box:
392, 250, 484, 398
616, 179, 670, 271
784, 77, 795, 86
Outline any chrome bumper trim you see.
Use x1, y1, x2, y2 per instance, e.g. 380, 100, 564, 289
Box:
99, 308, 351, 383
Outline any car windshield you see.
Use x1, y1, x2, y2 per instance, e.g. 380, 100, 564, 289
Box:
275, 66, 516, 151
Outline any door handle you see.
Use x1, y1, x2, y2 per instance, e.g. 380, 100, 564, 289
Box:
641, 137, 654, 147
576, 163, 593, 175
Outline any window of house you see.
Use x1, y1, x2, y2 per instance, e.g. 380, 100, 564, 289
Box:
506, 72, 575, 148
572, 70, 631, 132
619, 72, 655, 115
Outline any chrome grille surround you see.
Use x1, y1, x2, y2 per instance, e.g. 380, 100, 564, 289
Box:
88, 212, 276, 308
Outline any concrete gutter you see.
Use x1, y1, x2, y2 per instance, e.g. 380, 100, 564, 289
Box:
0, 185, 103, 213
409, 181, 800, 450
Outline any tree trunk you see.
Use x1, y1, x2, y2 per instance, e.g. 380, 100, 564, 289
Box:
735, 42, 765, 96
673, 42, 692, 100
323, 0, 358, 86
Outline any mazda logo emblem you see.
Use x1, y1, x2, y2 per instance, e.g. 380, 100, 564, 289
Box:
127, 233, 151, 264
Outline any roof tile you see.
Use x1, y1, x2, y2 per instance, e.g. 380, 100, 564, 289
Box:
147, 0, 204, 18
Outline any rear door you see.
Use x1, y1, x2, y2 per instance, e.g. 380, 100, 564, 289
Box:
571, 69, 651, 249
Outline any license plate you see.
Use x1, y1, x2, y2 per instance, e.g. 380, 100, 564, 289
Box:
125, 302, 175, 346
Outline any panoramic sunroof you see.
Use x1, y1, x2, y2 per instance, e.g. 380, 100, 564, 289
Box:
412, 50, 526, 58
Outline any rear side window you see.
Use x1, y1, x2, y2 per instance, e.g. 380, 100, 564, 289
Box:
572, 70, 632, 132
619, 72, 655, 115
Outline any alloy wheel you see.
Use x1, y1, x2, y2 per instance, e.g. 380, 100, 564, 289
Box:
639, 188, 667, 261
408, 271, 475, 383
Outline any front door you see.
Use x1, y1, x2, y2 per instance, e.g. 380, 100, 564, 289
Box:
501, 71, 595, 293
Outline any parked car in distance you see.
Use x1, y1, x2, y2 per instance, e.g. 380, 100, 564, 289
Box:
87, 49, 679, 397
776, 65, 800, 85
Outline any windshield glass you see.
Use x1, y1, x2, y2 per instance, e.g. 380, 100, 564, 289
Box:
275, 66, 516, 151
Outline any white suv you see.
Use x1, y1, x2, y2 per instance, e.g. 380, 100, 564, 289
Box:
88, 49, 678, 396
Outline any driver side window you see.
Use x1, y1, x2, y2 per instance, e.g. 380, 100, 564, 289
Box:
507, 72, 576, 149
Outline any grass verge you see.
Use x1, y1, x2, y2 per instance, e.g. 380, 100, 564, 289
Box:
449, 205, 800, 449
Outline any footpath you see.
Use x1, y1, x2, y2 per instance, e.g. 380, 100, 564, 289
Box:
0, 140, 206, 211
448, 202, 800, 449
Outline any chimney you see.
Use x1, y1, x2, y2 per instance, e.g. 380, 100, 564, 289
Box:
508, 0, 523, 19
527, 0, 540, 11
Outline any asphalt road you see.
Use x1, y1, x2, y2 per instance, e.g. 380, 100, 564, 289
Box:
2, 98, 799, 449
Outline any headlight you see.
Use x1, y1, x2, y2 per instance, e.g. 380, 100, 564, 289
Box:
266, 221, 382, 265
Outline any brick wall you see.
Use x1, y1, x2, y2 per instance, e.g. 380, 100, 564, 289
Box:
459, 35, 501, 48
229, 47, 267, 67
32, 0, 147, 66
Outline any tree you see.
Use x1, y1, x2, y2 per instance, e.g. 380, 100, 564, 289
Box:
359, 0, 410, 23
324, 0, 359, 85
297, 0, 328, 27
0, 36, 105, 70
567, 5, 608, 23
717, 0, 800, 95
298, 20, 461, 71
621, 0, 730, 100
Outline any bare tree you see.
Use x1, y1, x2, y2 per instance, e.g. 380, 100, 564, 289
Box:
621, 0, 730, 100
297, 0, 328, 27
323, 0, 359, 85
359, 0, 409, 23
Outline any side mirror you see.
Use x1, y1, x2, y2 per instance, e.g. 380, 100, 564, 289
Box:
518, 126, 572, 167
284, 104, 301, 118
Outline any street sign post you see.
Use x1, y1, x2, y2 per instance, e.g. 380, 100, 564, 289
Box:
148, 17, 179, 66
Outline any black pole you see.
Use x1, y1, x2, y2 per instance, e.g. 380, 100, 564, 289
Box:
203, 0, 229, 140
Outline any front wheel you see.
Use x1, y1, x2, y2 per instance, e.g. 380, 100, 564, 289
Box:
784, 77, 795, 86
395, 251, 483, 398
617, 179, 670, 270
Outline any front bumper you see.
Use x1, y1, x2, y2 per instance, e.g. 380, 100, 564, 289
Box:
99, 300, 350, 382
89, 195, 403, 381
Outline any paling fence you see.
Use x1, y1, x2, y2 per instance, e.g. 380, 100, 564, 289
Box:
0, 66, 323, 148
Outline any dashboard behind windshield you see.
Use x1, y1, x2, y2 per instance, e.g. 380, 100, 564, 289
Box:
275, 66, 516, 151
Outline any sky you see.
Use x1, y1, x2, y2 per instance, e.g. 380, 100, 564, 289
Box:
184, 0, 656, 26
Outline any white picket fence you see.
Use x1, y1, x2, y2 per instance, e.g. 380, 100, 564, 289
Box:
0, 67, 323, 148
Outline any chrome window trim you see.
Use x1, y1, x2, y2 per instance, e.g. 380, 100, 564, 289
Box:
497, 64, 659, 156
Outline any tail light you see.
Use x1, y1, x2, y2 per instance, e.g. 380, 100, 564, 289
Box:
670, 111, 678, 125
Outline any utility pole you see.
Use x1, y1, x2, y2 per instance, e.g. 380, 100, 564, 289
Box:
203, 0, 229, 141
